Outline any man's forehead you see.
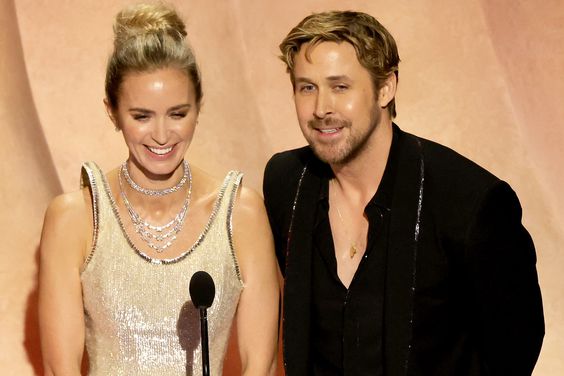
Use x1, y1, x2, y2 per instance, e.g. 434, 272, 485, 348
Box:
298, 40, 356, 63
293, 41, 363, 79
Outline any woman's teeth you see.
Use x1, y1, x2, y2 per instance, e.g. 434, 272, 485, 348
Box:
148, 146, 173, 155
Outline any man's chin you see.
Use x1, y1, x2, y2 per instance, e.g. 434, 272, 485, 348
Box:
310, 144, 347, 165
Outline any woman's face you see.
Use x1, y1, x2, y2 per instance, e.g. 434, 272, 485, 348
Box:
110, 67, 199, 181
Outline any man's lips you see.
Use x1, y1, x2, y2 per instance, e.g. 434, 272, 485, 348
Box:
318, 128, 340, 134
308, 118, 349, 135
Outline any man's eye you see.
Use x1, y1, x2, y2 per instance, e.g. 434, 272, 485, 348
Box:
334, 84, 349, 92
299, 84, 315, 93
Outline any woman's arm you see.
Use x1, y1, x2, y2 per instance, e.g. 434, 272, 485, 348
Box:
232, 186, 280, 376
39, 190, 91, 375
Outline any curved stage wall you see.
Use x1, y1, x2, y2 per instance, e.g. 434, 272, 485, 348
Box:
2, 0, 562, 374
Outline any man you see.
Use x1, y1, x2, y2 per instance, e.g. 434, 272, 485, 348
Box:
263, 11, 544, 376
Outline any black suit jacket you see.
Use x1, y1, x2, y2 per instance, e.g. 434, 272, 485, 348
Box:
263, 126, 544, 375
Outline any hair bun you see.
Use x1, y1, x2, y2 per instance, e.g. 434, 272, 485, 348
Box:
105, 2, 203, 109
114, 3, 187, 47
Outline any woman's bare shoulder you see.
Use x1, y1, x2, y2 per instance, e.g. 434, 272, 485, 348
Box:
189, 165, 226, 200
231, 181, 272, 245
234, 180, 265, 214
41, 188, 92, 262
192, 166, 262, 209
45, 189, 90, 219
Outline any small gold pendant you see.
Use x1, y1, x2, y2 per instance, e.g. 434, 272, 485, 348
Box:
350, 243, 357, 259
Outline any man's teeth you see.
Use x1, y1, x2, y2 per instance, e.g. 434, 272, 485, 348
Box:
320, 128, 338, 134
148, 146, 173, 155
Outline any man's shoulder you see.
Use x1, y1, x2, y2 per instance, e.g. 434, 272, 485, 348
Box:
265, 146, 313, 171
398, 128, 509, 222
264, 146, 315, 186
263, 145, 322, 210
400, 128, 499, 187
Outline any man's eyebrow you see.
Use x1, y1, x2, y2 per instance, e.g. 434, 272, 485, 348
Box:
326, 75, 350, 82
294, 77, 313, 84
294, 75, 351, 83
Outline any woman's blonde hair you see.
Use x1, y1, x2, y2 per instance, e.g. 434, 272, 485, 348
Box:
280, 11, 400, 118
105, 3, 202, 109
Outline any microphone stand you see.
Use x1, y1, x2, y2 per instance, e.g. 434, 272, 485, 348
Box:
190, 270, 215, 376
199, 307, 210, 376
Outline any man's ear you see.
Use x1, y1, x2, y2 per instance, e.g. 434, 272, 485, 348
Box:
103, 98, 119, 130
377, 72, 397, 108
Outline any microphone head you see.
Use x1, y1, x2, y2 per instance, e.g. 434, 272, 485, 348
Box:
189, 271, 216, 309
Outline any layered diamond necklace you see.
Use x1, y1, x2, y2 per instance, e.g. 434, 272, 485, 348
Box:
119, 160, 192, 253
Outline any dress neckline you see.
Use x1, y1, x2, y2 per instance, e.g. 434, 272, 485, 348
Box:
99, 166, 235, 265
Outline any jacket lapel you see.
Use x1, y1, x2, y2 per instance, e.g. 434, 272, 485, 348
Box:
283, 157, 324, 375
384, 130, 424, 376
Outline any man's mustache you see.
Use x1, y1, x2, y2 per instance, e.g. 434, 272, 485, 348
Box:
307, 117, 350, 128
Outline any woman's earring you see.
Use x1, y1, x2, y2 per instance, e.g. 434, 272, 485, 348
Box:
115, 126, 120, 132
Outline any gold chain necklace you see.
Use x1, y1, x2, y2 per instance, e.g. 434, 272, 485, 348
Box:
331, 180, 358, 259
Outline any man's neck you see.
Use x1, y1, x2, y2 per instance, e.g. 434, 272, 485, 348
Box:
330, 120, 393, 206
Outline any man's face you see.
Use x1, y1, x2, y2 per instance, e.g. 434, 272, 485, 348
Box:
292, 41, 383, 165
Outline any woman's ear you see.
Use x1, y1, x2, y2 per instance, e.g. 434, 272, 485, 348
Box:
103, 98, 120, 131
377, 72, 397, 109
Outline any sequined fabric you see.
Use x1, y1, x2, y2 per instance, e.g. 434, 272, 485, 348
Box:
80, 162, 244, 375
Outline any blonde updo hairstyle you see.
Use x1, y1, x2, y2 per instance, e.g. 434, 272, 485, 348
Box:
105, 3, 203, 110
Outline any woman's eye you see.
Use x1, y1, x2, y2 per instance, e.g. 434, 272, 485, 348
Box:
133, 114, 150, 121
171, 112, 187, 119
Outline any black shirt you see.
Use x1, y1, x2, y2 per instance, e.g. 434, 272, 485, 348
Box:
310, 133, 397, 376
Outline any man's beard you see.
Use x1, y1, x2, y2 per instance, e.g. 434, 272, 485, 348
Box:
305, 109, 380, 166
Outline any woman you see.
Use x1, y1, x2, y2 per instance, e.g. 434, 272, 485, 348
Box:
38, 3, 279, 375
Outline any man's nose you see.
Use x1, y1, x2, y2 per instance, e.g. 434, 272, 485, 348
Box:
314, 90, 333, 119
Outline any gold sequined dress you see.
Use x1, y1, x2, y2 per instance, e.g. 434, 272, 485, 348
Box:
80, 162, 244, 375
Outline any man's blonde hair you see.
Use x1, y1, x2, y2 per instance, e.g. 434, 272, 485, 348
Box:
280, 11, 400, 118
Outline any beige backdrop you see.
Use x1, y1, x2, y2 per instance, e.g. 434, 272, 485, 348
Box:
2, 0, 562, 374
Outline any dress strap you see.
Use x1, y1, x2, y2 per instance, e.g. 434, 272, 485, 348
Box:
225, 170, 244, 283
80, 162, 106, 269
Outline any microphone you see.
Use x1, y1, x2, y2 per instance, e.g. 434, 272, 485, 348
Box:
189, 271, 215, 376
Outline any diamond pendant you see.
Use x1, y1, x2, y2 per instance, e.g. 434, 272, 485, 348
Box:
350, 243, 357, 259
